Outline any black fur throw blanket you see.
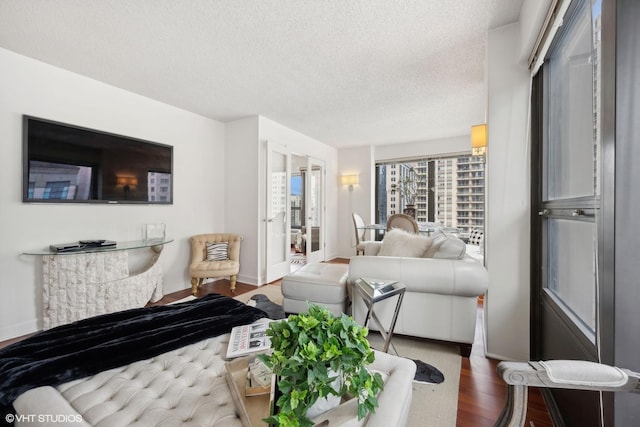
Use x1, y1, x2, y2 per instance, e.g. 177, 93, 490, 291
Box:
0, 293, 267, 419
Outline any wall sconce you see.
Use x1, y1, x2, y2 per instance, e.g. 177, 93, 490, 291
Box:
116, 176, 138, 199
340, 174, 359, 192
471, 124, 488, 156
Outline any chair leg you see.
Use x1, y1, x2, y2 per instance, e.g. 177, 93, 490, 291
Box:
230, 275, 237, 293
190, 278, 202, 296
493, 384, 528, 427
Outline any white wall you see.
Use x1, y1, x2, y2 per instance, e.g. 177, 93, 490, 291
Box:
337, 146, 375, 257
0, 48, 226, 340
374, 135, 470, 162
225, 117, 261, 285
484, 23, 532, 361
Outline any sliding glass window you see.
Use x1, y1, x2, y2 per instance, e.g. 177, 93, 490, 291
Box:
540, 0, 601, 338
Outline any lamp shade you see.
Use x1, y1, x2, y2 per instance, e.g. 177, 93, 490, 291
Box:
471, 124, 487, 156
116, 176, 138, 186
340, 174, 359, 186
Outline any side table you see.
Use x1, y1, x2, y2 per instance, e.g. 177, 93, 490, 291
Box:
354, 278, 406, 354
24, 238, 173, 329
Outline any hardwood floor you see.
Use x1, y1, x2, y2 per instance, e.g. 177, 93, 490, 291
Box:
0, 260, 553, 427
458, 305, 553, 427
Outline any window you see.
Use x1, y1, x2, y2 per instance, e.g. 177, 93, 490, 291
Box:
148, 172, 172, 202
537, 0, 601, 338
376, 155, 484, 235
44, 181, 71, 199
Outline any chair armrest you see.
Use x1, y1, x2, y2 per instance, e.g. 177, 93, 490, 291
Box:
494, 360, 640, 427
498, 360, 640, 393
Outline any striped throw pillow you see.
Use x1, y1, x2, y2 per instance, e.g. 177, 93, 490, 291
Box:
206, 241, 229, 261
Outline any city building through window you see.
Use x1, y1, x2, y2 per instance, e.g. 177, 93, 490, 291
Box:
375, 154, 485, 236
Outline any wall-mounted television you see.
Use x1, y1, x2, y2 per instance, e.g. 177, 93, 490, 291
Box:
23, 116, 173, 204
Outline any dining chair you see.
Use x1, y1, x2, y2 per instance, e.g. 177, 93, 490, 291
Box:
386, 213, 419, 234
352, 212, 367, 255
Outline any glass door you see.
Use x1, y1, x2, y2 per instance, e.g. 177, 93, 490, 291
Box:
306, 157, 325, 263
265, 141, 291, 283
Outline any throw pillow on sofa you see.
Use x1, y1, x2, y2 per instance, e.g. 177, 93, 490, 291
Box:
468, 228, 484, 246
378, 228, 433, 258
426, 229, 467, 260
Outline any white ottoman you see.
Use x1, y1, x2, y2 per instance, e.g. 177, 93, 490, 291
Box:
281, 263, 349, 316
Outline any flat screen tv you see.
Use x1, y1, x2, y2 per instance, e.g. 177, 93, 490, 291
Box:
23, 116, 173, 204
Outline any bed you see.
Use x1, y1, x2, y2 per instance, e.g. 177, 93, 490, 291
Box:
1, 294, 415, 427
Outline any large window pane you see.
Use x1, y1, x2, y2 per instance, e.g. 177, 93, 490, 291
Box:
376, 155, 485, 236
547, 1, 600, 200
547, 218, 596, 333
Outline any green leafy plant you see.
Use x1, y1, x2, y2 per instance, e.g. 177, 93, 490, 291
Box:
258, 304, 384, 427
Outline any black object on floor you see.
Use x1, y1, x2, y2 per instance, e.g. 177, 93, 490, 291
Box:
250, 294, 287, 320
413, 359, 445, 384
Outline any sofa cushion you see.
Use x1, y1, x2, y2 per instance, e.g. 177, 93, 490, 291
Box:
378, 228, 433, 258
426, 229, 467, 260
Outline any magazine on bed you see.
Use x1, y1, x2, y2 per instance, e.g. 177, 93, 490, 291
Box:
226, 320, 273, 358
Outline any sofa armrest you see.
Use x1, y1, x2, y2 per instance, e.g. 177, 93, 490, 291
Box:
366, 351, 416, 427
348, 255, 488, 297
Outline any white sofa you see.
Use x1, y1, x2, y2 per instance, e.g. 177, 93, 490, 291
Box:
348, 229, 489, 357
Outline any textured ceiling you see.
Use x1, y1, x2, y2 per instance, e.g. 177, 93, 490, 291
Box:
0, 0, 523, 148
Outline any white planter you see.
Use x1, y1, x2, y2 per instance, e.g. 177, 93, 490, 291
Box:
306, 369, 342, 418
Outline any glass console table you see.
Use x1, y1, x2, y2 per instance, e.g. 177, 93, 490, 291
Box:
24, 238, 173, 256
25, 238, 173, 329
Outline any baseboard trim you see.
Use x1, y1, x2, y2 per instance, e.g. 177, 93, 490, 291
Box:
484, 351, 520, 362
0, 318, 39, 342
237, 273, 260, 286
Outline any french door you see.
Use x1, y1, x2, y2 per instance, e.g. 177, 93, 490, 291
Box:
305, 157, 325, 264
265, 144, 325, 282
265, 141, 291, 283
